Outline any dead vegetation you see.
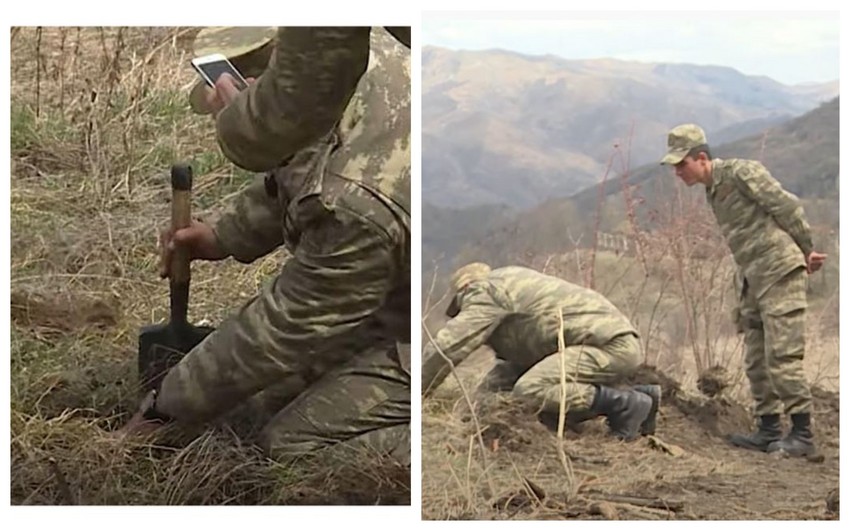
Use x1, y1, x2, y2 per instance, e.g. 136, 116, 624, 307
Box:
423, 358, 839, 520
10, 26, 409, 505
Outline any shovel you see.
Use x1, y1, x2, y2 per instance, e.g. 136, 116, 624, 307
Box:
138, 164, 215, 394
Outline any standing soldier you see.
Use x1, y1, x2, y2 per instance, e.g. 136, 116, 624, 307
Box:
121, 27, 411, 465
422, 263, 660, 442
661, 124, 826, 457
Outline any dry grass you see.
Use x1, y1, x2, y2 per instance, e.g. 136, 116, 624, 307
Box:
10, 26, 409, 505
422, 358, 839, 520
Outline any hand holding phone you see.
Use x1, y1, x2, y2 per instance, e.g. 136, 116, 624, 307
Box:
191, 53, 248, 90
191, 54, 254, 114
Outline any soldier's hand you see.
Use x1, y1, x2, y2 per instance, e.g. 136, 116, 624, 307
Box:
159, 220, 227, 278
806, 251, 827, 274
204, 74, 256, 115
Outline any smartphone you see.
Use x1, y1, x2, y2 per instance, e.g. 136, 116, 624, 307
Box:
191, 53, 248, 90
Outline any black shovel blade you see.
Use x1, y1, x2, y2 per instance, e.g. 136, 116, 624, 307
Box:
138, 322, 215, 394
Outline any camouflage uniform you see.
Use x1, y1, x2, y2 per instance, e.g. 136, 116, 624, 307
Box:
662, 124, 813, 418
421, 266, 643, 415
663, 124, 819, 456
157, 27, 411, 464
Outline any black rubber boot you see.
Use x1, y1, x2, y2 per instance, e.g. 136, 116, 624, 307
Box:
633, 384, 661, 436
591, 386, 653, 442
727, 414, 782, 452
767, 413, 816, 457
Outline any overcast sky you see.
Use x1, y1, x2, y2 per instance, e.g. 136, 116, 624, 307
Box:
422, 13, 839, 85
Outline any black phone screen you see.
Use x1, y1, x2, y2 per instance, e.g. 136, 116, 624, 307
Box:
196, 60, 247, 90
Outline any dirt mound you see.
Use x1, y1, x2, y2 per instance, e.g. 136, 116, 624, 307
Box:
669, 393, 753, 438
458, 366, 836, 453
613, 364, 682, 400
696, 365, 730, 398
466, 366, 755, 446
457, 394, 560, 453
614, 364, 751, 437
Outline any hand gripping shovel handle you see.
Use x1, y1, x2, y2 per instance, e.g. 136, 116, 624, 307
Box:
170, 164, 193, 326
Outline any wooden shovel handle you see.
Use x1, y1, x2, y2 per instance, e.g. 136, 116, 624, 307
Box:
170, 164, 193, 285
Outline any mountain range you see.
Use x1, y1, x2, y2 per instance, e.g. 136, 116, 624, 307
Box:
429, 97, 839, 270
423, 46, 838, 210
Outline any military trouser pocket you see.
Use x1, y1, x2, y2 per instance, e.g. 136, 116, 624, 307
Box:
762, 268, 808, 317
763, 299, 807, 317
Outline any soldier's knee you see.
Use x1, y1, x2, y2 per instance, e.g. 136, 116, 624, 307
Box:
260, 424, 411, 466
623, 350, 641, 372
350, 424, 411, 466
615, 333, 642, 370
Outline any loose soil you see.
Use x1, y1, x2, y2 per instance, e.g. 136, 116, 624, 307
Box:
422, 364, 839, 520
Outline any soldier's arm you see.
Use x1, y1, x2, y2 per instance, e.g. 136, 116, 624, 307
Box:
156, 205, 405, 422
421, 287, 508, 397
215, 27, 371, 172
212, 174, 284, 264
735, 161, 814, 256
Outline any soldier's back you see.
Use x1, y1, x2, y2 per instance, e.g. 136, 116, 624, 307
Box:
485, 267, 636, 364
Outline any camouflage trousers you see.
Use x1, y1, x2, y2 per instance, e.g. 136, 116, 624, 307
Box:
157, 194, 410, 463
739, 267, 812, 416
483, 333, 642, 414
259, 341, 410, 464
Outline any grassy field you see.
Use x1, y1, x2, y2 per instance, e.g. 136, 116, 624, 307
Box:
10, 27, 409, 505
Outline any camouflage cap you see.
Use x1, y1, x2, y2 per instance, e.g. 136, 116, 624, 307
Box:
189, 27, 277, 115
450, 262, 491, 293
660, 124, 708, 165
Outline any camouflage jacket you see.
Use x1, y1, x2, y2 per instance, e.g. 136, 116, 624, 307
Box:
707, 158, 812, 299
421, 266, 637, 395
212, 27, 410, 262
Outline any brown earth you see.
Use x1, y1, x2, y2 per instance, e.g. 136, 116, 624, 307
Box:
422, 365, 839, 520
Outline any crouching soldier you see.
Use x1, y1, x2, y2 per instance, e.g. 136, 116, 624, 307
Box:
422, 263, 660, 441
